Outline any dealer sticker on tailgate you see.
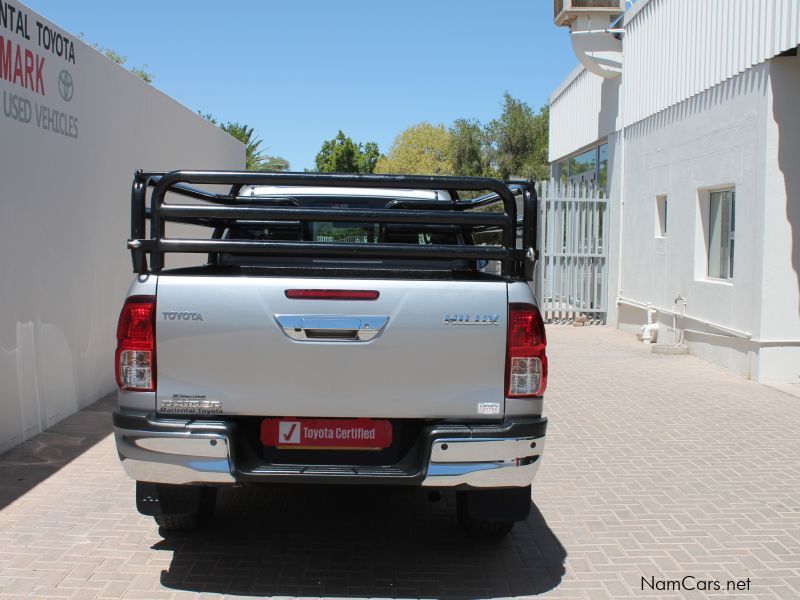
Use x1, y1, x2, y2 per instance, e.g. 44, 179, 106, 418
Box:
260, 418, 392, 450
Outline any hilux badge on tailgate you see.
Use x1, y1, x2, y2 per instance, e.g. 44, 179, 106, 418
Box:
443, 314, 499, 326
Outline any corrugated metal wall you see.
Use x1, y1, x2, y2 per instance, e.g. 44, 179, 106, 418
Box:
623, 0, 800, 127
550, 0, 800, 159
549, 67, 618, 161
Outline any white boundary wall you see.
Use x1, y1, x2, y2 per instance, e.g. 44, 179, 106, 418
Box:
616, 57, 800, 383
0, 1, 244, 452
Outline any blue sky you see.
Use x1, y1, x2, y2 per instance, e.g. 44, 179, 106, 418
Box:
25, 0, 577, 170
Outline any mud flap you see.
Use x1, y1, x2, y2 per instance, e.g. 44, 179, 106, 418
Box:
458, 485, 532, 522
136, 481, 208, 517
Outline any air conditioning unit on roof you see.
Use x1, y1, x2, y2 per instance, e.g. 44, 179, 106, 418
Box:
554, 0, 626, 27
554, 0, 625, 79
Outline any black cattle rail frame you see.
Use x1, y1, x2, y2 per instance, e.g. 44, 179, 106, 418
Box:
128, 170, 538, 279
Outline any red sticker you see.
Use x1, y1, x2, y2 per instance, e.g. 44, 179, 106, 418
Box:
260, 418, 393, 449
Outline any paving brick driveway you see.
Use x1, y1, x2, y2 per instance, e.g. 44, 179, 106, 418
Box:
1, 325, 799, 599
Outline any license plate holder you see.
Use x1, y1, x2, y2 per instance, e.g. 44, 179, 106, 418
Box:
260, 418, 393, 450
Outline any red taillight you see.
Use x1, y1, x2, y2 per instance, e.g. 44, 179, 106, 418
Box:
285, 289, 380, 300
115, 295, 156, 391
505, 303, 548, 397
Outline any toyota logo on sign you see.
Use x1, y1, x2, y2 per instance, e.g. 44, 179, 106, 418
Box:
58, 69, 74, 102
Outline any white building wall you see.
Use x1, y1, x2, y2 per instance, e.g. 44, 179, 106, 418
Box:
0, 2, 245, 453
758, 54, 800, 382
616, 64, 771, 379
549, 66, 619, 161
549, 0, 800, 383
623, 0, 800, 128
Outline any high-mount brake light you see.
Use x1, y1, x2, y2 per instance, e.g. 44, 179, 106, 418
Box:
505, 303, 548, 397
285, 289, 380, 300
115, 296, 156, 391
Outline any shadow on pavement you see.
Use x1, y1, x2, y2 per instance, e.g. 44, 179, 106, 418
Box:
156, 485, 565, 599
0, 392, 115, 510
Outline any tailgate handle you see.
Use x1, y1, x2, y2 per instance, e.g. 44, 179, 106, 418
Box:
275, 315, 389, 342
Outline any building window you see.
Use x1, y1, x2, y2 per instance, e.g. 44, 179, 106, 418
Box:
655, 195, 667, 237
568, 148, 597, 181
598, 143, 608, 189
557, 143, 609, 190
707, 189, 735, 279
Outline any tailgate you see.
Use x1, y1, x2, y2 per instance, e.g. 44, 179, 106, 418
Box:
155, 276, 508, 419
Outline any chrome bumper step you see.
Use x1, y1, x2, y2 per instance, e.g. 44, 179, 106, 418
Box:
113, 411, 547, 489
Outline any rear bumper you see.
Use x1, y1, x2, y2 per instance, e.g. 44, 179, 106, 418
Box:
113, 412, 547, 489
423, 434, 545, 487
113, 416, 235, 485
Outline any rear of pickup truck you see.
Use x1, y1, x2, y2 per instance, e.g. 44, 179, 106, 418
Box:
113, 171, 548, 536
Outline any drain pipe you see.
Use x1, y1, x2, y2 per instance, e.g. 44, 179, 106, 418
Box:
640, 303, 659, 344
618, 296, 752, 340
568, 16, 623, 78
674, 293, 687, 346
615, 121, 626, 328
617, 297, 799, 344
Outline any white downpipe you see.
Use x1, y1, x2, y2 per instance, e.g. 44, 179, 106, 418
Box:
615, 131, 626, 328
569, 16, 623, 79
676, 294, 688, 346
640, 304, 659, 344
570, 28, 626, 36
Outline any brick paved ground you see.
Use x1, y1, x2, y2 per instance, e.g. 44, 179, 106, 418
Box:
0, 325, 799, 599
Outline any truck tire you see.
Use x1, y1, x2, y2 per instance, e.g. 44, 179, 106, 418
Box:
151, 485, 217, 531
456, 486, 532, 538
457, 509, 515, 538
154, 512, 202, 532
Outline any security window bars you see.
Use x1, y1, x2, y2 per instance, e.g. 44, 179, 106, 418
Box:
707, 189, 735, 279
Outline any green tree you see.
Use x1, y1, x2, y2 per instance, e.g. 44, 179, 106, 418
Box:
449, 118, 487, 177
100, 47, 154, 82
375, 122, 453, 175
358, 141, 382, 174
314, 131, 381, 173
101, 48, 126, 65
130, 66, 154, 84
485, 92, 549, 181
197, 111, 217, 125
219, 121, 289, 171
199, 114, 289, 171
79, 35, 155, 83
259, 155, 290, 171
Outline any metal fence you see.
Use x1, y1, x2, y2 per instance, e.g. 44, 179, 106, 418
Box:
535, 180, 609, 324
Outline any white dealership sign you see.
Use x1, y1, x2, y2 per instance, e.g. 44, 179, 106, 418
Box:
0, 1, 245, 453
1, 0, 78, 137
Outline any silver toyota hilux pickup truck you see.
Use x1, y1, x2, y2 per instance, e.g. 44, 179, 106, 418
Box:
114, 170, 547, 537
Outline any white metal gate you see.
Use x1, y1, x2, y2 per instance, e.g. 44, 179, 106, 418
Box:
535, 180, 609, 323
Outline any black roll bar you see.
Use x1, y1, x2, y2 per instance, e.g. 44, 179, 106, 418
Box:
129, 170, 537, 278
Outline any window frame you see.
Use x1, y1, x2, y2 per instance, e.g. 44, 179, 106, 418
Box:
703, 188, 736, 281
655, 194, 668, 238
557, 142, 609, 190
